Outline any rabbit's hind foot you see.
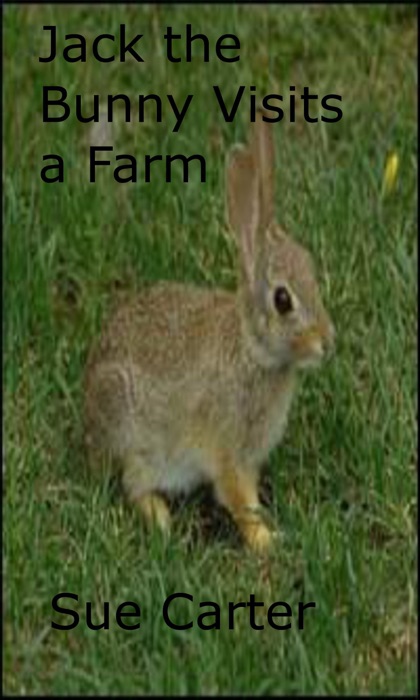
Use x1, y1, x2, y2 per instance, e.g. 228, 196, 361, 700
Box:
213, 461, 276, 555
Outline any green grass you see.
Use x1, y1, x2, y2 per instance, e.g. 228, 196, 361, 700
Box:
3, 3, 417, 695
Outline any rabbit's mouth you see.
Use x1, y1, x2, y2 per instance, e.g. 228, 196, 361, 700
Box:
294, 348, 324, 370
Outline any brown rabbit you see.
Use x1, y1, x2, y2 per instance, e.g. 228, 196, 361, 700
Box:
83, 110, 335, 552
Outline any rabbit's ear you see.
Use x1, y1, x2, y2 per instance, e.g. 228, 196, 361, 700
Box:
226, 143, 265, 295
250, 108, 275, 231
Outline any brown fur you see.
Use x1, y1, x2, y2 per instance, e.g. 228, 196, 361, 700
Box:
83, 110, 334, 552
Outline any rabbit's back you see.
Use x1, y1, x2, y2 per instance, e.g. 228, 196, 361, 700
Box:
87, 282, 235, 374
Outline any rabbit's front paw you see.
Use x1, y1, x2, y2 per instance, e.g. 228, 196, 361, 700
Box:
244, 521, 275, 553
135, 493, 172, 536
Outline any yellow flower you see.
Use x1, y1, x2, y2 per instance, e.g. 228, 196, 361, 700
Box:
383, 152, 399, 193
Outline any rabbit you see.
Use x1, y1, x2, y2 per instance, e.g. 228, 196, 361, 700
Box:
83, 108, 335, 553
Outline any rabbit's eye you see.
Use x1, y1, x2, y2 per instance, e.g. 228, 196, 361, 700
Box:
274, 286, 293, 315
